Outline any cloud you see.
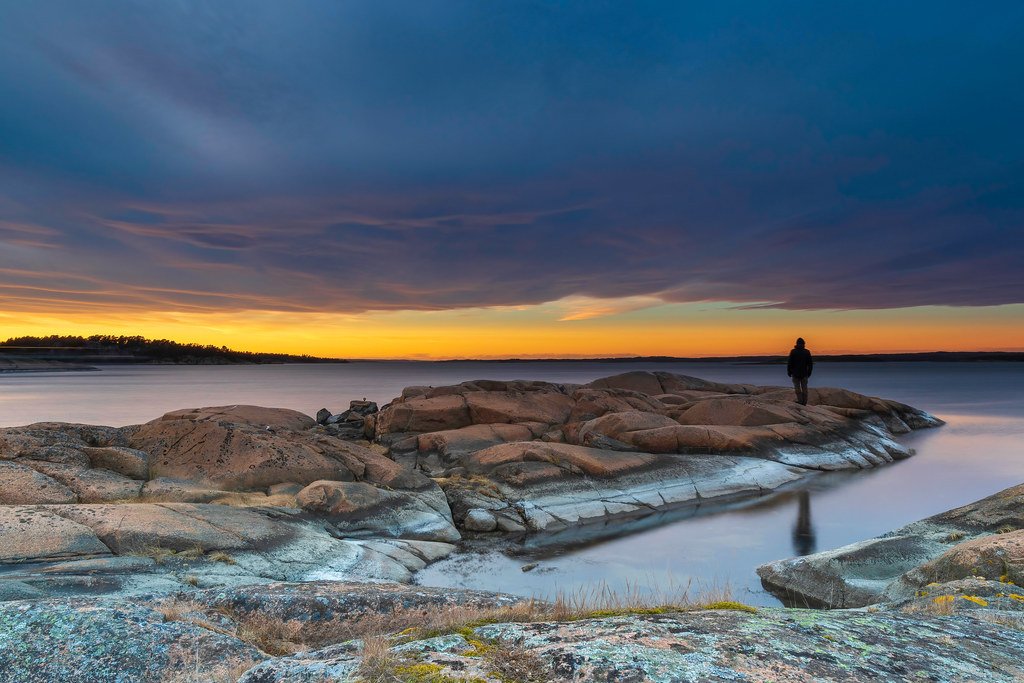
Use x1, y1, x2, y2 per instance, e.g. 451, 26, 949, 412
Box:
0, 1, 1021, 317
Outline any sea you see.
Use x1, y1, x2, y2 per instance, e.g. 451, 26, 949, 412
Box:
2, 360, 1021, 605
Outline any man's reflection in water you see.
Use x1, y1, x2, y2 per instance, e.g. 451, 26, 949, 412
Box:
792, 490, 816, 556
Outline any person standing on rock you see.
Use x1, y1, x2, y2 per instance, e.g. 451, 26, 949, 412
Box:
787, 337, 813, 405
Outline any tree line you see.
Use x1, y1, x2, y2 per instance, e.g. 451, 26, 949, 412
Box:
0, 335, 338, 364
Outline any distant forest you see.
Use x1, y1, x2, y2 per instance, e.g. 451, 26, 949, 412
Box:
0, 335, 341, 364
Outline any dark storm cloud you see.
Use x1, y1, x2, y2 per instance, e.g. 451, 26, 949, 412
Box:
1, 0, 1022, 314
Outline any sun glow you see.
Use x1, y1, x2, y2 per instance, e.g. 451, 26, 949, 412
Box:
2, 299, 1021, 360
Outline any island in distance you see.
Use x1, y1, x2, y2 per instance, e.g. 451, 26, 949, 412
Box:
7, 371, 1021, 681
0, 334, 344, 372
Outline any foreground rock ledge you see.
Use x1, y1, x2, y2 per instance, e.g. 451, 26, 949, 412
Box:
758, 482, 1024, 609
1, 582, 1022, 682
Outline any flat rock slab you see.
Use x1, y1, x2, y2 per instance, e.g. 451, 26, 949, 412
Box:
48, 503, 293, 553
0, 599, 263, 683
0, 461, 77, 504
0, 507, 110, 563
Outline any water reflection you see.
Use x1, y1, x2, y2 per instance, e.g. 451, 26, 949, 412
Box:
792, 490, 816, 556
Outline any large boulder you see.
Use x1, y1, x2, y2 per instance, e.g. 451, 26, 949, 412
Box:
130, 405, 401, 490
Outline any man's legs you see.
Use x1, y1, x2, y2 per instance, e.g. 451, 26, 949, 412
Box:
793, 376, 808, 405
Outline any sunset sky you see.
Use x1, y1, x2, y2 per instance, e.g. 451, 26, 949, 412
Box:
1, 2, 1022, 358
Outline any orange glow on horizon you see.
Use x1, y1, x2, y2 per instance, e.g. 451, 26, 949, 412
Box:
1, 299, 1021, 360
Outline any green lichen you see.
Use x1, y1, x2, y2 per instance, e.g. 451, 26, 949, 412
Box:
392, 662, 488, 682
702, 601, 758, 614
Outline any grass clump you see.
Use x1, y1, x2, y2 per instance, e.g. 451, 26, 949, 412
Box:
702, 600, 758, 614
357, 635, 402, 683
130, 545, 178, 564
207, 550, 237, 565
944, 531, 965, 543
481, 639, 551, 682
996, 524, 1018, 534
434, 474, 507, 501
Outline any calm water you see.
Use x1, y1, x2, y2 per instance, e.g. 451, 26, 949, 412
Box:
3, 361, 1022, 605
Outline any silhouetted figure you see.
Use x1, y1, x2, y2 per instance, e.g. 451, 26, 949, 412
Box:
792, 490, 816, 556
787, 337, 813, 405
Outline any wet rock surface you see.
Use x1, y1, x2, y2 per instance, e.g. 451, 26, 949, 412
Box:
759, 482, 1024, 608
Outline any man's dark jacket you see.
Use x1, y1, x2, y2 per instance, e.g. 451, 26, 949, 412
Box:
787, 347, 813, 378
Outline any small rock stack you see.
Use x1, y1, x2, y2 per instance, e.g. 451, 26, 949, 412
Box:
315, 399, 379, 440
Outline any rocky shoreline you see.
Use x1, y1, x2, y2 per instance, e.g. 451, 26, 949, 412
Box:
758, 482, 1024, 610
11, 370, 1016, 681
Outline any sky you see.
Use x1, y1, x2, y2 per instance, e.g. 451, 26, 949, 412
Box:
1, 1, 1022, 358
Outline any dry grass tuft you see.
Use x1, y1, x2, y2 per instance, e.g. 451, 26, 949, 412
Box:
434, 474, 506, 500
483, 638, 552, 682
163, 661, 255, 683
154, 598, 206, 623
903, 594, 956, 617
207, 550, 237, 565
357, 634, 402, 683
230, 611, 307, 657
130, 544, 179, 564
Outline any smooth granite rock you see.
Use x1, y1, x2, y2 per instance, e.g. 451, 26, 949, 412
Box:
0, 461, 77, 504
375, 371, 941, 535
296, 480, 459, 542
0, 507, 110, 563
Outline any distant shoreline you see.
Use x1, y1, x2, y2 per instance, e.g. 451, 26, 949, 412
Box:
3, 351, 1021, 373
361, 351, 1024, 363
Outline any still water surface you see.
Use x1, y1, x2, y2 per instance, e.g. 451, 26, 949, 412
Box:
2, 361, 1022, 605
